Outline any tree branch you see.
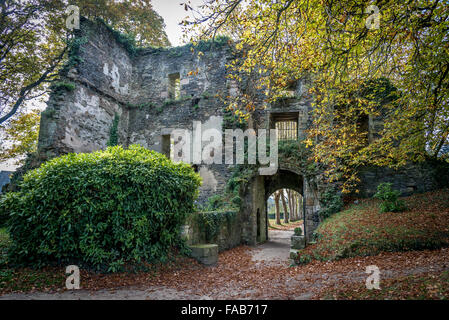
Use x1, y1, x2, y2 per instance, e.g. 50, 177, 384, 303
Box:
0, 45, 67, 125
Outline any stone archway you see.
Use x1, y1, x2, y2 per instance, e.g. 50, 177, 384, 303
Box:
240, 168, 319, 246
264, 169, 303, 200
263, 169, 303, 242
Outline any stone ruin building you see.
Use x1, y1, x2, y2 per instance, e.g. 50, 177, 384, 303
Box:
35, 18, 444, 250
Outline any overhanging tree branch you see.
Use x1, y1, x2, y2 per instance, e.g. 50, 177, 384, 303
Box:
0, 45, 67, 125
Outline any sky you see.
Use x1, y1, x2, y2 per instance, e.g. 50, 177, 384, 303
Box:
152, 0, 205, 46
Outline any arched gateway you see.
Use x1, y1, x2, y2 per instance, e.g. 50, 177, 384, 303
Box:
240, 167, 320, 245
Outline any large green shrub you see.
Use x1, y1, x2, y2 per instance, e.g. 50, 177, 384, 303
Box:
373, 182, 406, 213
0, 198, 9, 227
0, 145, 201, 272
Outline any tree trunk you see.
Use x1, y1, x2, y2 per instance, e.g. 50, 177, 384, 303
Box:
287, 190, 293, 221
292, 193, 298, 221
281, 189, 289, 224
274, 191, 281, 225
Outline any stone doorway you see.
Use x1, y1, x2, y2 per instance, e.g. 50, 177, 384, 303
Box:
241, 168, 319, 246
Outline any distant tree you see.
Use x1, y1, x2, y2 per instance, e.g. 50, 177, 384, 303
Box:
0, 110, 40, 164
274, 191, 281, 225
287, 189, 301, 221
281, 189, 289, 224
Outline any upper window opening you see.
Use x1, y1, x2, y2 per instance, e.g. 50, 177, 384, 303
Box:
275, 120, 298, 141
271, 112, 299, 141
168, 73, 180, 100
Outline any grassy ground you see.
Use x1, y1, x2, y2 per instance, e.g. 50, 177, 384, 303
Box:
268, 219, 303, 231
296, 188, 449, 264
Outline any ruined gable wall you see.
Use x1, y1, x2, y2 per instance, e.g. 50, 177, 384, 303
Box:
34, 18, 447, 249
38, 18, 131, 159
38, 18, 238, 202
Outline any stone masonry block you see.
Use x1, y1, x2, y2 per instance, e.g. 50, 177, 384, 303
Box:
289, 249, 300, 260
291, 235, 306, 250
189, 244, 218, 265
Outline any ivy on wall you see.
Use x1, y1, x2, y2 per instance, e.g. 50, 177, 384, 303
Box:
277, 139, 319, 180
107, 113, 120, 147
51, 81, 76, 93
192, 210, 237, 243
62, 36, 88, 74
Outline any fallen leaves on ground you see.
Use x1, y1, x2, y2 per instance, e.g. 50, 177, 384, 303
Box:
1, 189, 448, 299
2, 245, 449, 299
296, 189, 449, 263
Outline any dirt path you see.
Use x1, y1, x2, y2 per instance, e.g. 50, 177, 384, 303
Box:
1, 231, 448, 300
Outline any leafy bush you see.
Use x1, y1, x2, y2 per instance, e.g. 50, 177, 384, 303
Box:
318, 187, 344, 220
373, 182, 406, 212
0, 199, 9, 227
294, 227, 302, 236
0, 145, 201, 272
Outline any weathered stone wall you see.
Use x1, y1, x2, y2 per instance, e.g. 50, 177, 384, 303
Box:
184, 211, 242, 252
38, 18, 131, 159
39, 85, 128, 158
130, 44, 232, 105
127, 100, 232, 201
357, 161, 444, 198
38, 18, 234, 202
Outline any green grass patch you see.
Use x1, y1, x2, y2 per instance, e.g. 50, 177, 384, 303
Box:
296, 189, 449, 264
268, 219, 303, 231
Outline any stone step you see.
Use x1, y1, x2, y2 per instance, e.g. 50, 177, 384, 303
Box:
189, 244, 218, 265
